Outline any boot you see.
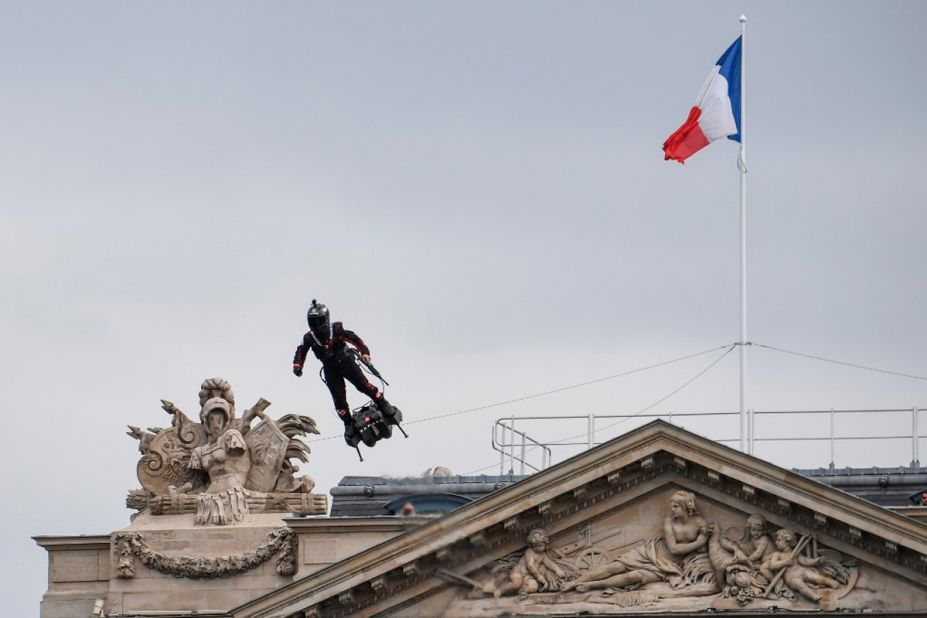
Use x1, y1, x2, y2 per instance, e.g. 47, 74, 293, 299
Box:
375, 395, 402, 425
337, 409, 357, 444
375, 396, 395, 419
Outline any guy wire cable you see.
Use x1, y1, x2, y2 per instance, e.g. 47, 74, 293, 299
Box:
552, 342, 737, 445
306, 342, 737, 443
462, 343, 737, 475
406, 342, 737, 426
753, 342, 927, 382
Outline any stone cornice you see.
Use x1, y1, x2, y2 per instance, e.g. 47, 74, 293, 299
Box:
285, 516, 430, 535
891, 507, 927, 523
33, 534, 111, 552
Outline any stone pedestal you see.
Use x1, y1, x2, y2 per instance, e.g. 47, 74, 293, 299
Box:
35, 513, 428, 617
108, 512, 298, 614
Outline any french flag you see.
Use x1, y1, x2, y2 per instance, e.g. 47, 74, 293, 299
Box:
663, 37, 742, 164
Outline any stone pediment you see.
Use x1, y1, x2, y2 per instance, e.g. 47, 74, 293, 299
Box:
231, 421, 927, 618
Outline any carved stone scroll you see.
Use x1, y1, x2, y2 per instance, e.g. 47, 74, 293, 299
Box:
136, 425, 208, 496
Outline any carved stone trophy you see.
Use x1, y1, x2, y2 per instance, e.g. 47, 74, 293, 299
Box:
113, 378, 328, 585
127, 377, 327, 524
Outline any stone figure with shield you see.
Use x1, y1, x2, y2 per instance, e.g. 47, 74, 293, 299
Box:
127, 377, 327, 525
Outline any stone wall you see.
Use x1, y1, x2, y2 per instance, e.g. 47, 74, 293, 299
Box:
34, 514, 429, 617
34, 535, 110, 618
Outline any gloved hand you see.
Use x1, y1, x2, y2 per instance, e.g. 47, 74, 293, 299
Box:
293, 365, 303, 377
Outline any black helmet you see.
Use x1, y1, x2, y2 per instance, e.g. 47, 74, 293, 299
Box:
307, 299, 331, 337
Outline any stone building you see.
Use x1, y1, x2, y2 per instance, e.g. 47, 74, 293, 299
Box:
36, 405, 927, 617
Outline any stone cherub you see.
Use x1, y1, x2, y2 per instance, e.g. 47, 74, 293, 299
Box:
706, 515, 771, 604
759, 528, 846, 602
492, 528, 579, 597
719, 514, 773, 567
703, 515, 854, 607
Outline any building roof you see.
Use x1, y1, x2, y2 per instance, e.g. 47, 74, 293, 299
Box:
232, 420, 927, 618
329, 465, 927, 520
329, 474, 529, 517
793, 464, 927, 507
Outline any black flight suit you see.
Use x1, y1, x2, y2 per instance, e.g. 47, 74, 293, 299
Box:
292, 322, 389, 424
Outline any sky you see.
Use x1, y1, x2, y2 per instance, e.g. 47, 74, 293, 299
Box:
2, 2, 926, 615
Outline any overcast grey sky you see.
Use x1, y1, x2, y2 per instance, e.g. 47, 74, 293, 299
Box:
3, 2, 926, 614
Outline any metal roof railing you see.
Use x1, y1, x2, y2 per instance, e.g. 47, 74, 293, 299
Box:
491, 407, 924, 476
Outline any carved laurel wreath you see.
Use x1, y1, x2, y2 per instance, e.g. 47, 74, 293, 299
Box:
114, 527, 297, 579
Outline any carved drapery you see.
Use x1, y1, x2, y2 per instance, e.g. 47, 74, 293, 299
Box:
113, 527, 297, 579
195, 486, 253, 525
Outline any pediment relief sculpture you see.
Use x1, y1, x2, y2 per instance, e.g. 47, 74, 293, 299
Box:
126, 377, 327, 525
426, 490, 881, 616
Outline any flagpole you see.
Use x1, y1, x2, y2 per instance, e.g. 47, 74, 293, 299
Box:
738, 15, 748, 453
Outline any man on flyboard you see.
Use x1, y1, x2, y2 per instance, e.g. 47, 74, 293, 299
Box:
292, 300, 399, 446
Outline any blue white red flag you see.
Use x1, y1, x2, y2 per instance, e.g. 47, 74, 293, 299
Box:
663, 37, 742, 164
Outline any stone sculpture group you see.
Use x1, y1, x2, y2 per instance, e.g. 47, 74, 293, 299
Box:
127, 377, 326, 525
487, 491, 854, 610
